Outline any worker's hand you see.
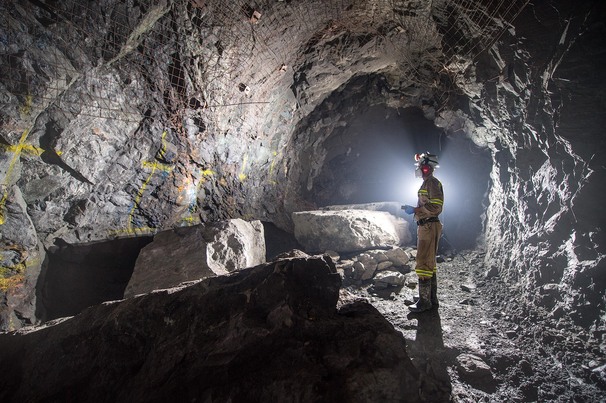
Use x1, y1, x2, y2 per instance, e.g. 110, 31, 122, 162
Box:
401, 205, 415, 215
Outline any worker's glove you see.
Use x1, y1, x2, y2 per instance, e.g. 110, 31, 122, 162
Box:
401, 205, 415, 215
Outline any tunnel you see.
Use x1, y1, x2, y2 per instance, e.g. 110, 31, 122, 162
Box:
0, 0, 605, 401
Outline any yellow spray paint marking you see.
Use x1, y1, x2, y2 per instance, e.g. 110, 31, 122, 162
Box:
156, 130, 169, 160
19, 95, 33, 118
0, 144, 63, 158
127, 131, 173, 232
269, 150, 278, 174
141, 160, 173, 171
0, 129, 64, 225
0, 274, 25, 292
268, 150, 280, 185
0, 255, 40, 275
0, 130, 30, 225
180, 215, 199, 225
0, 254, 41, 292
109, 226, 158, 237
239, 154, 248, 182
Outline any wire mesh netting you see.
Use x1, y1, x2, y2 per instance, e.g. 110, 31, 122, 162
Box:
0, 0, 529, 124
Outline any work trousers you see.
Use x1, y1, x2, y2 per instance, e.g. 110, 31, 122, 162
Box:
415, 221, 442, 279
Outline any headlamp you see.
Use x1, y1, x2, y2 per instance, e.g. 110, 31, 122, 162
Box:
413, 152, 439, 177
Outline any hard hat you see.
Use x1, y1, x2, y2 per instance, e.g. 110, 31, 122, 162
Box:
414, 152, 439, 168
414, 152, 439, 177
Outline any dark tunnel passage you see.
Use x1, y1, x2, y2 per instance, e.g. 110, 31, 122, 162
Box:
36, 236, 153, 322
309, 105, 492, 251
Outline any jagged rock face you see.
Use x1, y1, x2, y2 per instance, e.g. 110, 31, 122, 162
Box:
0, 257, 439, 402
124, 219, 265, 298
0, 0, 604, 337
475, 2, 606, 330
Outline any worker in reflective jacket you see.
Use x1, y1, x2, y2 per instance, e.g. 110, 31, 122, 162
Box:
402, 152, 444, 313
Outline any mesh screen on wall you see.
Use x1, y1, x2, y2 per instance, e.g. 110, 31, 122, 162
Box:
0, 0, 529, 123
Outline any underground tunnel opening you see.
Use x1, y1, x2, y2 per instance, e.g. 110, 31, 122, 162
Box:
306, 105, 492, 252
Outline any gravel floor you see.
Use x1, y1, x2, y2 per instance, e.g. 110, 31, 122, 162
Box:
340, 250, 606, 402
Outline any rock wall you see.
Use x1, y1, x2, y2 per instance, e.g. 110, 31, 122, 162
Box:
440, 1, 606, 329
502, 1, 605, 326
1, 0, 604, 337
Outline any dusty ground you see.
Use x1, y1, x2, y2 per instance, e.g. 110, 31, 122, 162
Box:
341, 250, 606, 402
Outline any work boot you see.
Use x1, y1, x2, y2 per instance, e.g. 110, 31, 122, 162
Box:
406, 274, 439, 309
431, 273, 439, 308
404, 274, 440, 309
408, 278, 432, 313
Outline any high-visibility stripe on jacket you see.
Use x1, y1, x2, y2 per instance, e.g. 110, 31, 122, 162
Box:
414, 175, 444, 221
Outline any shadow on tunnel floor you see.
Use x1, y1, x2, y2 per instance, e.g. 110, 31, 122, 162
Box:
406, 310, 454, 400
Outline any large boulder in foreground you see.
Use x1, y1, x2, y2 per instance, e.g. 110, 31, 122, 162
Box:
0, 257, 439, 402
124, 219, 265, 298
292, 209, 408, 253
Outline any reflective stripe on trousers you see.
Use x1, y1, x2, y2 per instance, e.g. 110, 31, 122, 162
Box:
415, 221, 442, 279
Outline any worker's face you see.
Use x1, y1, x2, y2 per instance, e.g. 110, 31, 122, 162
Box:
420, 164, 432, 178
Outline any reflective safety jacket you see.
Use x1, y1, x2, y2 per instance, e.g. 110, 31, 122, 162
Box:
414, 175, 444, 221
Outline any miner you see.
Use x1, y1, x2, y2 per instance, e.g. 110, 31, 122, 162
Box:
402, 152, 444, 313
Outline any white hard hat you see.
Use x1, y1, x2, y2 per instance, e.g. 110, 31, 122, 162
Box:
414, 152, 439, 168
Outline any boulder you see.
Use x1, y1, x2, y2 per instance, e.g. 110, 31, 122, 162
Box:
124, 219, 265, 298
352, 261, 366, 280
384, 247, 410, 267
377, 261, 394, 271
319, 203, 412, 245
292, 209, 407, 253
0, 257, 439, 402
373, 270, 406, 289
456, 353, 497, 393
358, 253, 379, 281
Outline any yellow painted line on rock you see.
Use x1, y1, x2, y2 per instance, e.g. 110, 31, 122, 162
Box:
1, 128, 64, 225
180, 215, 200, 225
126, 131, 173, 232
0, 250, 38, 292
239, 154, 248, 182
1, 129, 30, 225
268, 150, 280, 185
0, 144, 63, 158
0, 274, 25, 292
110, 226, 158, 237
141, 160, 173, 172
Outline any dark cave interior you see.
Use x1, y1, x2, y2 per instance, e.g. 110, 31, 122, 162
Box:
36, 236, 153, 322
1, 0, 605, 401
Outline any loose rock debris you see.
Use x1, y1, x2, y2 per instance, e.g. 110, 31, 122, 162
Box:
336, 249, 605, 402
